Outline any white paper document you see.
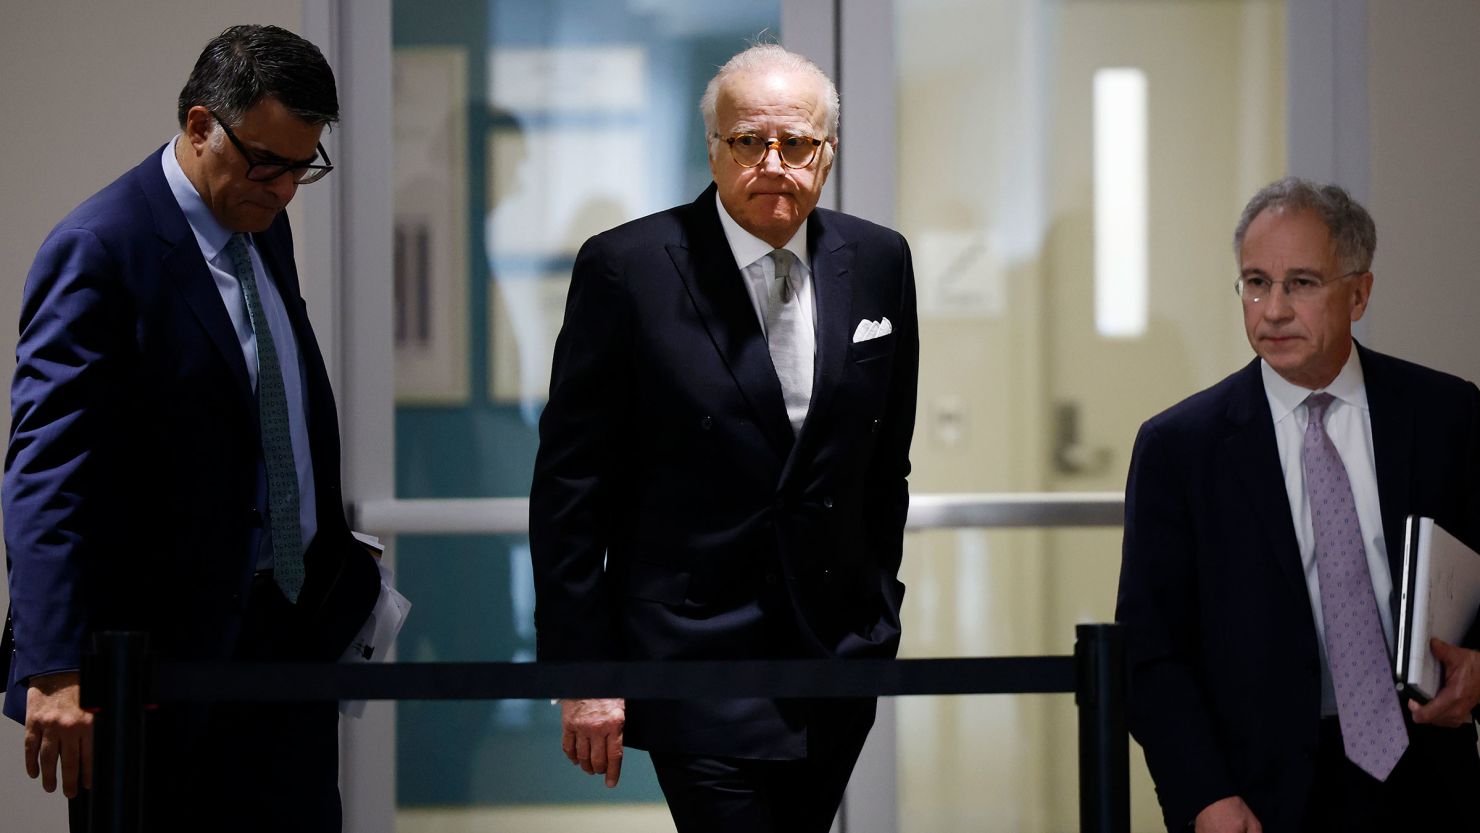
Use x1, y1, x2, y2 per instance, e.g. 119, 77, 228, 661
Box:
340, 533, 412, 718
1395, 516, 1480, 700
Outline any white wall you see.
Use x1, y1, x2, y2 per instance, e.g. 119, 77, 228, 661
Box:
0, 2, 301, 826
1366, 0, 1480, 382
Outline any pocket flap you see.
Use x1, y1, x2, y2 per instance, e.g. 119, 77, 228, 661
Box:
623, 561, 690, 605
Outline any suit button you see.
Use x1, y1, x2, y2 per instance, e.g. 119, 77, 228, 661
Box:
701, 416, 713, 430
822, 497, 834, 509
871, 419, 881, 433
822, 568, 833, 584
765, 572, 779, 585
248, 507, 264, 527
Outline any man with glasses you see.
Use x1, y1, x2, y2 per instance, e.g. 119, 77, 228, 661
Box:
531, 44, 918, 832
1117, 177, 1480, 832
2, 24, 377, 832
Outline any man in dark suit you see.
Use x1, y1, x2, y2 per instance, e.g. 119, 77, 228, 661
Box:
2, 25, 378, 832
1117, 177, 1480, 833
530, 44, 918, 833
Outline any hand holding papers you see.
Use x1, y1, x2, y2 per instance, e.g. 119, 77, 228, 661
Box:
340, 532, 412, 718
1395, 516, 1480, 702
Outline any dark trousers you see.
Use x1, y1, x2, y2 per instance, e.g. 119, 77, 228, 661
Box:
649, 698, 876, 833
1303, 716, 1480, 833
70, 573, 343, 833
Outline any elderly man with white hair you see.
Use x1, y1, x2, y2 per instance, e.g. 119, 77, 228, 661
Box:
530, 43, 919, 832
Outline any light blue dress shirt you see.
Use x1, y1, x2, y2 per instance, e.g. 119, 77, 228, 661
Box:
161, 139, 318, 569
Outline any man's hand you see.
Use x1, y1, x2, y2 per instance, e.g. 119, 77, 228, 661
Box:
1409, 638, 1480, 727
1195, 796, 1262, 833
561, 698, 624, 788
24, 671, 93, 798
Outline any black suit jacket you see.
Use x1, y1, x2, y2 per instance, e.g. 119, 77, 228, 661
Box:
1116, 344, 1480, 831
530, 185, 918, 757
2, 147, 378, 722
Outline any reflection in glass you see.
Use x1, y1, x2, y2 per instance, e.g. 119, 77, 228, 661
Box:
390, 0, 779, 827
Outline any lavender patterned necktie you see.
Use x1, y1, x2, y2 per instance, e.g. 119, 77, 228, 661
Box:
226, 234, 305, 603
1303, 392, 1408, 780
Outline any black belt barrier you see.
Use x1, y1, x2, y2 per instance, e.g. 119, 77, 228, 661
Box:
82, 622, 1128, 833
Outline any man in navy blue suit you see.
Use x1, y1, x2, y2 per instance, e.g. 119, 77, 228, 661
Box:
530, 44, 918, 833
1117, 178, 1480, 833
2, 25, 377, 832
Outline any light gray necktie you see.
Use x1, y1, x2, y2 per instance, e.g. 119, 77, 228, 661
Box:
763, 249, 812, 435
1303, 392, 1408, 780
226, 234, 305, 603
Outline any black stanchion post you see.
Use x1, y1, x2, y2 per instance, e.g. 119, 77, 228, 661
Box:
1075, 623, 1129, 833
85, 631, 148, 833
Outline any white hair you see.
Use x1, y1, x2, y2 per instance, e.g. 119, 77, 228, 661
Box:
700, 44, 839, 159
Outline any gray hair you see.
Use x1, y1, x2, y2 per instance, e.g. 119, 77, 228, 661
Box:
1233, 176, 1377, 273
700, 44, 839, 159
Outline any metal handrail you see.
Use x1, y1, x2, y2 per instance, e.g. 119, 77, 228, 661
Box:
350, 491, 1125, 535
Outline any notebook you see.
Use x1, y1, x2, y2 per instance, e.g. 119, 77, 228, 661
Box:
1395, 515, 1480, 700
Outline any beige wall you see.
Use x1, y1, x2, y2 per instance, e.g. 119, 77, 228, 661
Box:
0, 2, 301, 826
1366, 0, 1480, 382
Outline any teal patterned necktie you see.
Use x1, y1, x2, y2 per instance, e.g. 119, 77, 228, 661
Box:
226, 234, 305, 602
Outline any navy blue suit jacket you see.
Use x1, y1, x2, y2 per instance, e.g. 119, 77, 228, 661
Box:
1, 147, 377, 722
1116, 344, 1480, 831
529, 186, 918, 757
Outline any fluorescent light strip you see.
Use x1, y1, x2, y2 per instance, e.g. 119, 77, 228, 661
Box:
1093, 68, 1148, 339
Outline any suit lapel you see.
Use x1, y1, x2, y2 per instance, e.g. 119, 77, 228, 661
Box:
793, 211, 854, 453
137, 153, 254, 406
1360, 345, 1414, 584
1221, 359, 1310, 603
668, 187, 794, 457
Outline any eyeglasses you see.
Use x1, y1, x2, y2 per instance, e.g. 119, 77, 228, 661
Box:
210, 111, 334, 184
1234, 271, 1362, 303
717, 133, 825, 169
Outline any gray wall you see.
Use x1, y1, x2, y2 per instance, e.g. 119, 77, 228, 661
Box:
0, 2, 300, 826
1366, 0, 1480, 381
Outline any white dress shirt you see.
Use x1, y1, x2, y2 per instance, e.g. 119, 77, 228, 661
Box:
713, 191, 817, 353
1262, 345, 1392, 714
162, 139, 318, 569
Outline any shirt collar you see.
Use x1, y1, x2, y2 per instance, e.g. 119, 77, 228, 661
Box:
713, 189, 809, 273
160, 136, 236, 262
1260, 342, 1369, 423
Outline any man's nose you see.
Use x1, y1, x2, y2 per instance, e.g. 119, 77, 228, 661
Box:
1261, 284, 1294, 319
263, 172, 299, 204
757, 144, 786, 174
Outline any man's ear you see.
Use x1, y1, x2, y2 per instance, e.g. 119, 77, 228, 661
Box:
1349, 271, 1374, 322
821, 138, 838, 175
183, 106, 216, 153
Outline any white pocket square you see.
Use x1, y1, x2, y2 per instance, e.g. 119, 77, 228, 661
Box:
852, 317, 893, 343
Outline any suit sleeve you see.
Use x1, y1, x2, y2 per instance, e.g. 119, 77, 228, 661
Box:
1458, 383, 1480, 657
528, 235, 631, 662
4, 228, 130, 689
864, 235, 918, 606
1116, 420, 1236, 830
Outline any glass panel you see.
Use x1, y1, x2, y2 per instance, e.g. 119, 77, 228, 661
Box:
892, 1, 1286, 830
389, 1, 779, 825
